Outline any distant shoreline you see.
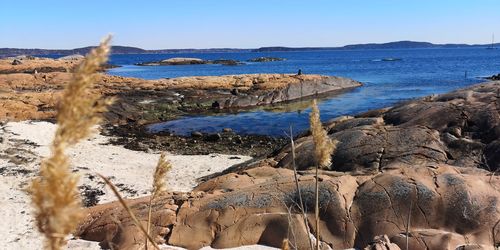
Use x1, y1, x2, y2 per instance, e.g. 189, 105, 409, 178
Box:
1, 40, 498, 57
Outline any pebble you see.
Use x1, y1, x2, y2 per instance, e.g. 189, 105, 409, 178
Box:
191, 131, 203, 138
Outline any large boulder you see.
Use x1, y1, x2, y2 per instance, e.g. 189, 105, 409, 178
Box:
57, 54, 85, 61
275, 81, 500, 172
136, 57, 207, 66
75, 164, 500, 250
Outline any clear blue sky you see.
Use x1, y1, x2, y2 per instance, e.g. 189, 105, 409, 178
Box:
1, 0, 499, 49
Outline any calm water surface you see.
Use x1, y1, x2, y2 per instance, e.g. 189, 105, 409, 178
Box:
103, 48, 500, 136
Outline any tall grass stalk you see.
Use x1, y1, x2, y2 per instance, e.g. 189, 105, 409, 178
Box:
309, 99, 336, 250
406, 197, 413, 250
289, 126, 315, 250
97, 174, 160, 250
30, 37, 112, 250
146, 153, 172, 250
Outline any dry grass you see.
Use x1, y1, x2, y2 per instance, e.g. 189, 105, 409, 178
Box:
309, 99, 336, 169
289, 126, 315, 250
29, 37, 112, 250
146, 152, 172, 250
97, 174, 160, 249
281, 238, 290, 250
150, 152, 172, 200
309, 99, 337, 250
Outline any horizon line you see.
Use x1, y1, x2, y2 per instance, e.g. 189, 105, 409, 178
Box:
1, 40, 498, 51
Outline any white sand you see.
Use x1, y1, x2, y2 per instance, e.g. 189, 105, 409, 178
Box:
0, 121, 259, 250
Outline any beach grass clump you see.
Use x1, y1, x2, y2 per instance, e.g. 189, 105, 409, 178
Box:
309, 99, 337, 250
29, 37, 111, 250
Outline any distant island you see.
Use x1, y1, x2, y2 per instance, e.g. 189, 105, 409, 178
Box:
1, 41, 498, 57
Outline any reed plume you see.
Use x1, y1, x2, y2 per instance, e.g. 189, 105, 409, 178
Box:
146, 152, 172, 249
150, 153, 171, 199
309, 99, 336, 250
30, 37, 112, 250
309, 99, 336, 169
281, 238, 290, 250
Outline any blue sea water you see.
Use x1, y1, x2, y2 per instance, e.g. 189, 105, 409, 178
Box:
103, 48, 500, 136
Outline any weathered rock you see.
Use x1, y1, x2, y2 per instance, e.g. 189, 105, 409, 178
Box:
11, 59, 22, 65
205, 133, 222, 142
0, 60, 362, 123
211, 59, 243, 66
0, 57, 78, 74
136, 58, 245, 66
211, 75, 362, 109
363, 235, 401, 250
76, 195, 180, 249
145, 57, 206, 66
274, 81, 500, 172
247, 57, 285, 62
58, 54, 85, 60
276, 125, 447, 172
191, 131, 203, 138
75, 164, 500, 250
487, 73, 500, 81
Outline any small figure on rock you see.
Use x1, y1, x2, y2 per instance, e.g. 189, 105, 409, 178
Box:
297, 69, 302, 75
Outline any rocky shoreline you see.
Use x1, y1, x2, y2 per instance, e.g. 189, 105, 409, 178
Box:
77, 80, 500, 250
0, 56, 361, 156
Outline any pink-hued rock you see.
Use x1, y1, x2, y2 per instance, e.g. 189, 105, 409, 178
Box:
75, 81, 500, 250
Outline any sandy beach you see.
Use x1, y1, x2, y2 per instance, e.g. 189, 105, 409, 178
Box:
0, 121, 254, 250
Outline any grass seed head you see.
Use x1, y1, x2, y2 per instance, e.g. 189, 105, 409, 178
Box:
30, 36, 111, 250
309, 99, 337, 169
151, 152, 172, 199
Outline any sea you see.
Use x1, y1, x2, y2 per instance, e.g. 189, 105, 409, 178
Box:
98, 48, 498, 136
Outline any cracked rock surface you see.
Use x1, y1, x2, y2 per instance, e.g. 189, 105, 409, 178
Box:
76, 82, 500, 250
276, 81, 500, 172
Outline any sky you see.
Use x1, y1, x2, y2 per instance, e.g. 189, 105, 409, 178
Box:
1, 0, 500, 49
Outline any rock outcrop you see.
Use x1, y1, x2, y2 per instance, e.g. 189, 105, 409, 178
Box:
247, 57, 285, 62
136, 57, 244, 66
76, 164, 500, 250
57, 54, 85, 61
275, 81, 500, 172
0, 56, 80, 74
211, 75, 361, 108
487, 73, 500, 81
137, 57, 206, 66
75, 82, 500, 250
0, 57, 362, 124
